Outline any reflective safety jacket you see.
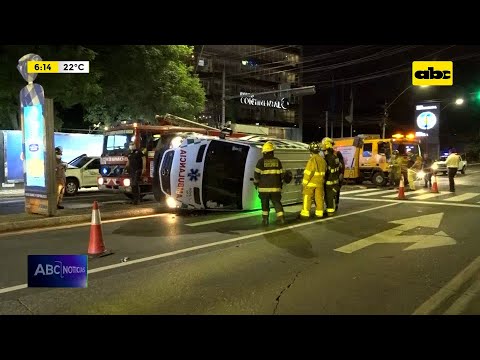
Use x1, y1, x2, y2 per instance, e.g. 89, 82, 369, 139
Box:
254, 156, 284, 193
324, 150, 340, 186
302, 154, 327, 188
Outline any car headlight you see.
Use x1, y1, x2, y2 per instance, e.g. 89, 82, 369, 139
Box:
417, 170, 425, 179
432, 164, 438, 170
166, 196, 178, 208
123, 178, 131, 187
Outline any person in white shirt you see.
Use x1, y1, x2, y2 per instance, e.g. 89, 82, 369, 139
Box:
445, 148, 461, 192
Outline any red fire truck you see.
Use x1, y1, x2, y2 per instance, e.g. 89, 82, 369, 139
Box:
97, 114, 246, 201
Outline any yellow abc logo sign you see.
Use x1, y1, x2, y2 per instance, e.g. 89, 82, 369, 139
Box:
412, 61, 453, 86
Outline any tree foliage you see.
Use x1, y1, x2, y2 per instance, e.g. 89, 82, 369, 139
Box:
0, 45, 205, 129
83, 45, 205, 125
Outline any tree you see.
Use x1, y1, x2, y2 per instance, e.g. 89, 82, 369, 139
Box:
465, 136, 480, 161
0, 45, 101, 129
83, 45, 205, 125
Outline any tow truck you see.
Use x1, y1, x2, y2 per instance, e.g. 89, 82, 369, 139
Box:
333, 133, 423, 186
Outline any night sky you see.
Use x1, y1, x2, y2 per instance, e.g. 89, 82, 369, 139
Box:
301, 45, 480, 149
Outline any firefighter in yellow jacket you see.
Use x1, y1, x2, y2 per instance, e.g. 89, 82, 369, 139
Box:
321, 137, 341, 216
300, 142, 327, 219
253, 141, 285, 226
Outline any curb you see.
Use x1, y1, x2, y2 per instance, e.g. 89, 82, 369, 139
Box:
0, 206, 165, 234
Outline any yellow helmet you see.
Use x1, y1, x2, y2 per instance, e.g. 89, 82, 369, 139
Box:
262, 141, 275, 153
321, 137, 334, 150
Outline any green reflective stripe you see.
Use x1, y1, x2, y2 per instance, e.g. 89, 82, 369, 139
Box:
326, 208, 335, 213
306, 183, 319, 187
302, 179, 309, 185
261, 169, 283, 175
262, 211, 269, 216
314, 171, 325, 175
315, 210, 323, 217
254, 168, 262, 173
277, 211, 284, 217
258, 188, 282, 192
326, 180, 338, 185
304, 169, 312, 175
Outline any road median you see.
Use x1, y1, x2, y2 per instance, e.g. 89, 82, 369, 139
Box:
0, 202, 165, 234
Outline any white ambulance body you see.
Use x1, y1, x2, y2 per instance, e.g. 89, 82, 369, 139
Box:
159, 135, 311, 211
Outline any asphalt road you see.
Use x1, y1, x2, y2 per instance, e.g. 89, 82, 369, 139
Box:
0, 188, 156, 215
1, 168, 480, 314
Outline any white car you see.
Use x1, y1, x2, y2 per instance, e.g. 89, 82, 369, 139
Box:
65, 155, 101, 195
432, 154, 467, 175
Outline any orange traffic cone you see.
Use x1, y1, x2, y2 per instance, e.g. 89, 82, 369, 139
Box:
88, 201, 112, 258
431, 173, 439, 193
397, 175, 407, 200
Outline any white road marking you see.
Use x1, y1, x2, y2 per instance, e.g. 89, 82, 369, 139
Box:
409, 192, 447, 200
0, 202, 399, 295
356, 189, 397, 197
341, 196, 480, 208
443, 275, 480, 315
412, 256, 480, 315
0, 213, 171, 238
186, 205, 303, 227
382, 189, 427, 198
443, 193, 480, 202
340, 188, 380, 195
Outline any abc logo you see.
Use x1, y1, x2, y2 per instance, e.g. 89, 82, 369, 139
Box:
412, 61, 453, 86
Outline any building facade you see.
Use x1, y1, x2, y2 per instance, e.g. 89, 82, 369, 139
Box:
193, 45, 303, 129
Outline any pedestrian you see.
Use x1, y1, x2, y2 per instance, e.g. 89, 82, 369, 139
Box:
422, 153, 433, 188
125, 141, 146, 205
54, 147, 67, 210
299, 142, 327, 219
333, 145, 345, 210
388, 150, 401, 189
253, 141, 285, 226
321, 137, 340, 216
445, 148, 461, 192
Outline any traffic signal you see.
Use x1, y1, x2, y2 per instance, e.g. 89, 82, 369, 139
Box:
476, 91, 480, 101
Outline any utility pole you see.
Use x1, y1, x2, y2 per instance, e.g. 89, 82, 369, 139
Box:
325, 111, 328, 137
382, 100, 388, 139
350, 124, 353, 137
221, 60, 226, 128
341, 84, 344, 137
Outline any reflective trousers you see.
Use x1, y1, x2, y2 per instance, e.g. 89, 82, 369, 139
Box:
407, 169, 417, 190
259, 192, 284, 220
325, 185, 338, 215
300, 186, 324, 218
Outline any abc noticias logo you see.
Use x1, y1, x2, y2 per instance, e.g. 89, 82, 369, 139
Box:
33, 261, 86, 278
412, 61, 453, 86
28, 255, 88, 288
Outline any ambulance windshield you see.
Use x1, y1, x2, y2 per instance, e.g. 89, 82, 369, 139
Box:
202, 140, 249, 210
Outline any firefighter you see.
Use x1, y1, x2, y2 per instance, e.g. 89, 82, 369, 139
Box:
299, 142, 327, 219
126, 141, 146, 205
407, 153, 423, 191
333, 144, 345, 210
253, 141, 285, 226
54, 147, 67, 210
321, 137, 340, 216
388, 150, 401, 189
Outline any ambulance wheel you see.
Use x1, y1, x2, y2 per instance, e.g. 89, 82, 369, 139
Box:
372, 171, 387, 187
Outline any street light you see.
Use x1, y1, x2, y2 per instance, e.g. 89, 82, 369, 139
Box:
455, 98, 464, 105
382, 85, 430, 138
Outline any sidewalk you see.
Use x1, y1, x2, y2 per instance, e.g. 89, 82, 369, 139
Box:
0, 201, 165, 234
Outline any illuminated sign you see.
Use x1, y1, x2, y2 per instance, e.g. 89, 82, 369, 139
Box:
23, 104, 46, 188
416, 111, 437, 130
239, 93, 289, 109
176, 149, 187, 199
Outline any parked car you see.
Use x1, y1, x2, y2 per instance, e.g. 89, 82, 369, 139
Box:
431, 153, 467, 175
65, 154, 100, 196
